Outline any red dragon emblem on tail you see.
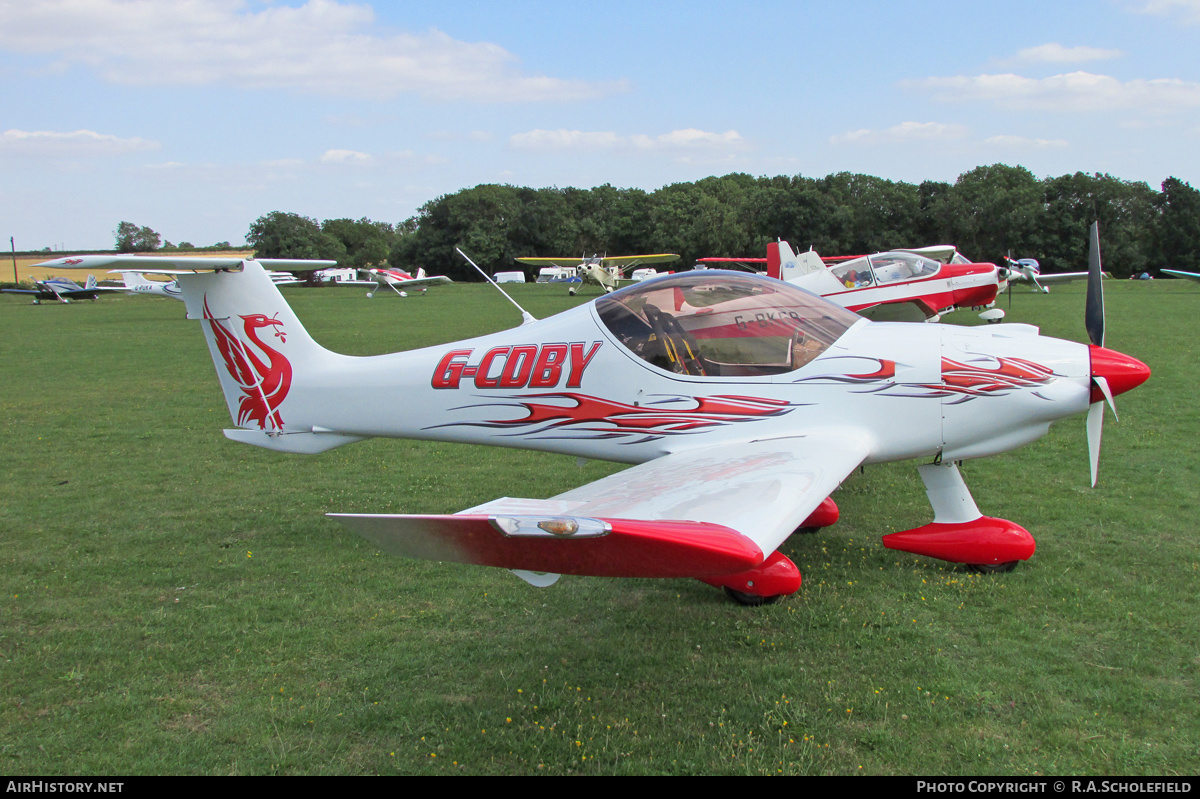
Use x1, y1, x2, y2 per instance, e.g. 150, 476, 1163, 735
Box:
203, 297, 292, 430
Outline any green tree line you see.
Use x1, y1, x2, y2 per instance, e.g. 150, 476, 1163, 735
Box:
246, 165, 1200, 281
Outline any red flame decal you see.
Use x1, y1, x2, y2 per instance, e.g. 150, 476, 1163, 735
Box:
435, 393, 794, 442
936, 356, 1055, 397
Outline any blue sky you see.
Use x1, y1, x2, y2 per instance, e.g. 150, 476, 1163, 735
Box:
2, 0, 1198, 249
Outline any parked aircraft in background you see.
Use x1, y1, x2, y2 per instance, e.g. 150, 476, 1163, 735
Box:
516, 254, 680, 295
534, 265, 581, 284
33, 224, 1148, 605
365, 267, 452, 298
1, 273, 122, 303
1001, 256, 1101, 293
701, 242, 1006, 323
114, 269, 295, 299
113, 271, 183, 300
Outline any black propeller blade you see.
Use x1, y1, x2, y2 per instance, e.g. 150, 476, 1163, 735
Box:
1085, 221, 1105, 347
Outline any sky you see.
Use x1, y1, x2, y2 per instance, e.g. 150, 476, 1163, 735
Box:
2, 0, 1198, 250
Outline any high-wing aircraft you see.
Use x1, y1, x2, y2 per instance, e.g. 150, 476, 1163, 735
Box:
516, 254, 681, 295
2, 273, 122, 303
364, 267, 452, 298
32, 224, 1148, 605
701, 242, 1006, 323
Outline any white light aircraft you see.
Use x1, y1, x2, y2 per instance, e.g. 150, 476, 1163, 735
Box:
364, 267, 452, 298
113, 271, 183, 300
33, 224, 1148, 605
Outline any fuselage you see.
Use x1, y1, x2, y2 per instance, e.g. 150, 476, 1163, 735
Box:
791, 254, 1002, 317
244, 271, 1095, 468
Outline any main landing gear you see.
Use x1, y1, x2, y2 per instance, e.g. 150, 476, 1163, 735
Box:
709, 465, 1032, 606
702, 497, 841, 605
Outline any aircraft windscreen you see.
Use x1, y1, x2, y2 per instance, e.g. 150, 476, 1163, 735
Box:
868, 252, 941, 283
831, 257, 873, 288
596, 272, 860, 377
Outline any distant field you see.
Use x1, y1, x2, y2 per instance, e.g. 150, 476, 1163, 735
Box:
0, 279, 1196, 775
6, 250, 254, 283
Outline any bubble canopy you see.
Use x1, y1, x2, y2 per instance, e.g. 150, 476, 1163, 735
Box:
595, 271, 862, 377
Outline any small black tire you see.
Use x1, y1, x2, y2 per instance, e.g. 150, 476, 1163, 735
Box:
967, 561, 1019, 574
723, 587, 781, 606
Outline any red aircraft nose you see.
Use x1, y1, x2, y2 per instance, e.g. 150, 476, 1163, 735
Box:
1089, 345, 1150, 401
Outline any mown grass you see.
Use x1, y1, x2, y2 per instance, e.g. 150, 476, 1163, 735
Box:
1, 280, 1196, 775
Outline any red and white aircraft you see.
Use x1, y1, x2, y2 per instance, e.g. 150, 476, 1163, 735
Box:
363, 267, 452, 298
33, 224, 1148, 604
699, 242, 1006, 323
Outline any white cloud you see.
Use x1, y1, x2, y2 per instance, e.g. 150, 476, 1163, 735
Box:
320, 148, 372, 164
983, 135, 1069, 149
509, 128, 746, 154
510, 129, 623, 151
830, 121, 969, 146
0, 0, 624, 102
0, 128, 159, 157
908, 71, 1200, 113
1006, 43, 1123, 64
1129, 0, 1200, 24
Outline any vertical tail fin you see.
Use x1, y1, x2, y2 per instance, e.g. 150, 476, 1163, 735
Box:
775, 241, 824, 282
175, 262, 354, 452
118, 271, 152, 288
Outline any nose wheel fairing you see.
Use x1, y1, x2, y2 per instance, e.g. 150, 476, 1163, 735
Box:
882, 462, 1036, 569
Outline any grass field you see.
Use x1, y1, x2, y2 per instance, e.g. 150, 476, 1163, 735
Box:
1, 279, 1196, 775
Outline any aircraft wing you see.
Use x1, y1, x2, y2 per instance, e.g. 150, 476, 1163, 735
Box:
329, 430, 870, 579
1010, 270, 1103, 286
898, 245, 959, 264
1163, 269, 1200, 282
600, 253, 680, 267
33, 255, 338, 274
393, 275, 453, 289
516, 257, 587, 268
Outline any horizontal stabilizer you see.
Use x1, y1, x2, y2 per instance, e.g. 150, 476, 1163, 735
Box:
33, 255, 338, 273
328, 513, 764, 578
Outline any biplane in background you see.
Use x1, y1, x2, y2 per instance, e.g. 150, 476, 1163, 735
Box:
516, 253, 680, 295
32, 224, 1148, 605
